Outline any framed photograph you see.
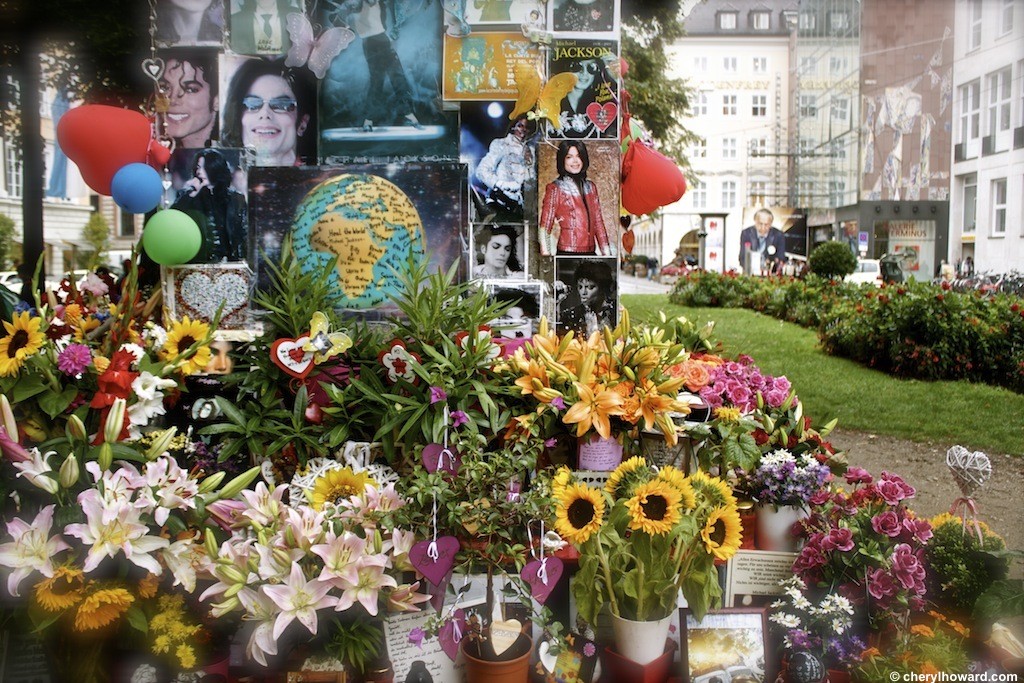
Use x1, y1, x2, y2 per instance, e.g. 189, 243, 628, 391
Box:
156, 49, 220, 150
166, 148, 249, 264
485, 281, 542, 339
680, 608, 769, 683
554, 257, 617, 338
471, 224, 528, 281
163, 262, 256, 333
462, 101, 540, 224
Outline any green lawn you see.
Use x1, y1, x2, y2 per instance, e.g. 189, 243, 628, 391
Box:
623, 295, 1024, 456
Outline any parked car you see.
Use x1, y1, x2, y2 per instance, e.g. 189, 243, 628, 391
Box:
0, 271, 22, 290
846, 259, 882, 286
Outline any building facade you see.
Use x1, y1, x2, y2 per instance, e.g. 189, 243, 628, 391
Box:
948, 0, 1023, 275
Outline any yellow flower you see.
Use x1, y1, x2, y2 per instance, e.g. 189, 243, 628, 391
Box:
656, 467, 696, 509
626, 480, 682, 535
637, 381, 674, 431
605, 456, 648, 498
551, 466, 574, 498
555, 483, 605, 545
176, 644, 197, 669
562, 382, 626, 439
93, 354, 110, 373
74, 587, 135, 631
308, 467, 376, 509
0, 312, 45, 377
161, 316, 212, 375
919, 662, 939, 676
34, 566, 85, 612
701, 505, 742, 561
153, 635, 171, 654
514, 359, 550, 397
910, 624, 935, 639
137, 573, 160, 599
690, 470, 737, 508
713, 406, 742, 423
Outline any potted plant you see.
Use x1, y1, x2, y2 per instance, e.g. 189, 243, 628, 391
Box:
854, 613, 971, 682
740, 448, 831, 552
552, 458, 743, 665
925, 512, 1009, 618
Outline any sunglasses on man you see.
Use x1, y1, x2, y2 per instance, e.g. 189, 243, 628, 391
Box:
241, 96, 298, 113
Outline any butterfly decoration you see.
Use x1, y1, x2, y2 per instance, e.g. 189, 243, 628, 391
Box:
509, 65, 577, 130
302, 311, 353, 365
284, 12, 355, 80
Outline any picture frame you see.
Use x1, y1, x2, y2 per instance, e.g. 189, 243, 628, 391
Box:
471, 223, 529, 281
679, 607, 769, 683
484, 281, 543, 339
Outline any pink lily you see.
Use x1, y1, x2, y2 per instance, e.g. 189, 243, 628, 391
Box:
263, 563, 338, 640
0, 505, 70, 596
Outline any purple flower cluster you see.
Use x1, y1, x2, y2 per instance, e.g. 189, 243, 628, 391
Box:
56, 343, 92, 376
698, 355, 793, 412
746, 450, 830, 506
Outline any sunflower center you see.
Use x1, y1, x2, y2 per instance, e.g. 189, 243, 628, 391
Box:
641, 494, 668, 521
178, 334, 196, 349
709, 519, 726, 545
567, 498, 596, 529
7, 330, 28, 357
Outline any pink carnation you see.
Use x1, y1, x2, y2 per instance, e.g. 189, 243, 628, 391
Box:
871, 511, 903, 538
56, 343, 92, 375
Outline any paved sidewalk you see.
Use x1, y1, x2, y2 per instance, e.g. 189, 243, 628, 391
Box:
618, 272, 673, 294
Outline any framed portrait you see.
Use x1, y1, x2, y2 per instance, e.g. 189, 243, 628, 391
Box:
549, 0, 618, 36
554, 257, 617, 338
485, 281, 542, 339
316, 0, 459, 163
248, 165, 466, 317
537, 139, 620, 258
154, 0, 225, 48
680, 608, 769, 683
155, 49, 221, 151
547, 39, 620, 140
471, 224, 529, 281
462, 101, 540, 224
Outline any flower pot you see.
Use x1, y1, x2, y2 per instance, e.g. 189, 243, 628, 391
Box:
755, 504, 807, 552
577, 434, 624, 471
610, 613, 674, 666
461, 631, 533, 683
603, 641, 674, 683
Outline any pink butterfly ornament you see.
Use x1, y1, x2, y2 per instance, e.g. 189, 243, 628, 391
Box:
285, 12, 355, 80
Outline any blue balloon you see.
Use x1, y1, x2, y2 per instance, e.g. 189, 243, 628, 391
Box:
111, 163, 163, 214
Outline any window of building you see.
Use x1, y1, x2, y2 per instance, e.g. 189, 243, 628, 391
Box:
968, 0, 982, 51
3, 143, 21, 198
752, 94, 768, 117
829, 56, 848, 76
959, 80, 981, 142
986, 67, 1012, 135
723, 57, 738, 72
798, 11, 816, 31
751, 11, 770, 30
782, 11, 798, 29
992, 178, 1007, 234
753, 56, 767, 73
1001, 0, 1014, 36
722, 180, 737, 207
799, 94, 817, 117
828, 179, 846, 206
749, 180, 768, 205
691, 181, 706, 210
693, 56, 707, 72
723, 94, 737, 116
799, 56, 815, 74
962, 175, 977, 234
691, 137, 707, 158
119, 210, 135, 238
750, 137, 768, 156
718, 11, 738, 30
828, 11, 849, 33
797, 137, 815, 156
830, 139, 847, 159
722, 137, 737, 158
832, 97, 849, 122
798, 180, 814, 206
694, 91, 709, 116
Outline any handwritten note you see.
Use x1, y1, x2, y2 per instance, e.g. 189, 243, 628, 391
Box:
383, 611, 459, 683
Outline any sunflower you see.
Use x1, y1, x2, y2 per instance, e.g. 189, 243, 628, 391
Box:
34, 566, 85, 612
551, 466, 574, 498
656, 466, 696, 509
689, 470, 737, 508
700, 505, 743, 561
626, 480, 682, 535
0, 312, 45, 377
309, 467, 376, 509
605, 456, 648, 498
555, 483, 605, 544
74, 587, 135, 631
161, 316, 211, 375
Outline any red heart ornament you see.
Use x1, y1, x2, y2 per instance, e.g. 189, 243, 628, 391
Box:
585, 102, 617, 132
409, 536, 460, 586
521, 556, 564, 605
438, 609, 467, 661
270, 336, 314, 379
421, 443, 462, 476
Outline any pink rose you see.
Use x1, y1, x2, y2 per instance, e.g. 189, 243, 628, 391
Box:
871, 511, 903, 538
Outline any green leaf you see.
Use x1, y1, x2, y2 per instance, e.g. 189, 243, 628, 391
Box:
125, 604, 149, 633
214, 397, 248, 427
37, 387, 78, 418
12, 374, 47, 402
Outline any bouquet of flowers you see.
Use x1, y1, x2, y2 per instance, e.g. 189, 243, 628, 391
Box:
855, 613, 971, 681
741, 448, 831, 508
769, 576, 866, 671
553, 457, 742, 623
793, 467, 932, 625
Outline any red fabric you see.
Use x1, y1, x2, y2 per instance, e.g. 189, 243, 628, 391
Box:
620, 142, 687, 216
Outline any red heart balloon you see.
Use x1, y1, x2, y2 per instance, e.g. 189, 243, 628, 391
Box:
57, 105, 162, 196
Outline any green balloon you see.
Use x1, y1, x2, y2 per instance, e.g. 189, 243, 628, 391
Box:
142, 209, 202, 265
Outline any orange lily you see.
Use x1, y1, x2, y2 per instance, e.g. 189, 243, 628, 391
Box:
563, 382, 626, 439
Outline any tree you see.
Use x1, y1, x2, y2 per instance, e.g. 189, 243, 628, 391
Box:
809, 241, 857, 280
0, 213, 15, 269
81, 212, 110, 269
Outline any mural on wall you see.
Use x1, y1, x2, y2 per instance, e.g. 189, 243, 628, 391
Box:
861, 26, 952, 202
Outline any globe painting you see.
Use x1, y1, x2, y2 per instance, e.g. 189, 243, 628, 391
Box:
291, 174, 427, 309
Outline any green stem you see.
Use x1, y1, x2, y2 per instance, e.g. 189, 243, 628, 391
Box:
594, 538, 620, 618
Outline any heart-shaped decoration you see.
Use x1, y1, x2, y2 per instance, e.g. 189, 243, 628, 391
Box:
421, 443, 462, 476
521, 556, 563, 605
438, 609, 466, 661
585, 102, 617, 132
427, 570, 452, 612
271, 336, 314, 379
538, 640, 558, 673
945, 445, 991, 497
178, 271, 250, 324
142, 57, 165, 81
409, 536, 460, 586
489, 619, 522, 656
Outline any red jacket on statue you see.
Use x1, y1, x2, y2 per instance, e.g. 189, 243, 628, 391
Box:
539, 177, 610, 255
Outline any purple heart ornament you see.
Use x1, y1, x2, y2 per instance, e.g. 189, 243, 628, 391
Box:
428, 570, 453, 612
409, 536, 460, 586
521, 556, 564, 605
421, 443, 462, 475
438, 608, 467, 661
